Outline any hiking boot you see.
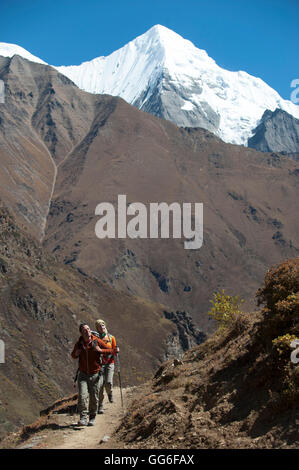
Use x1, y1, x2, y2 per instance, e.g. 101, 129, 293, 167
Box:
77, 417, 88, 426
108, 394, 114, 403
88, 416, 96, 426
97, 404, 104, 414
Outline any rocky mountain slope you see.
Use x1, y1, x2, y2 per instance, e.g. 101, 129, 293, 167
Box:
0, 53, 101, 241
0, 54, 298, 335
2, 257, 297, 450
0, 204, 203, 439
1, 25, 299, 147
114, 257, 299, 449
248, 108, 299, 153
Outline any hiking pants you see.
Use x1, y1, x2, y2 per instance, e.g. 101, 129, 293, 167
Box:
78, 370, 103, 418
98, 363, 114, 403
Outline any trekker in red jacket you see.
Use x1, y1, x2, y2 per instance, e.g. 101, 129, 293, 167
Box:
71, 322, 114, 426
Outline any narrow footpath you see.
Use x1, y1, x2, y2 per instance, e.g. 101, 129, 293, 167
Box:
17, 388, 134, 450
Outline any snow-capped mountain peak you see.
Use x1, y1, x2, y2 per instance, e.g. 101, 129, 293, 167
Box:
145, 24, 214, 64
54, 25, 299, 145
55, 25, 170, 101
54, 25, 219, 123
0, 42, 46, 65
1, 27, 299, 146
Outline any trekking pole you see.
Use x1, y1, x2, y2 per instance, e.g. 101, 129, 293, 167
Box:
115, 353, 124, 409
73, 367, 79, 388
73, 366, 79, 414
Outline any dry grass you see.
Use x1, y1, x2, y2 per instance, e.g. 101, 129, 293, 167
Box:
114, 280, 298, 449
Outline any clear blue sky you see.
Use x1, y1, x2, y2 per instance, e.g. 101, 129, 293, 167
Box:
1, 0, 298, 100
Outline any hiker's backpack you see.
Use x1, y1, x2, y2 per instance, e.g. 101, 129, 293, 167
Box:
91, 331, 114, 363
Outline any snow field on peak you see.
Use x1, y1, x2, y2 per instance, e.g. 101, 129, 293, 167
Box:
55, 25, 299, 145
0, 42, 47, 65
56, 26, 167, 103
154, 29, 299, 144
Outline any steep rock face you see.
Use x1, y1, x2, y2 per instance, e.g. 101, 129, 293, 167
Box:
248, 108, 299, 153
0, 54, 103, 240
163, 310, 206, 359
0, 56, 54, 239
133, 69, 220, 134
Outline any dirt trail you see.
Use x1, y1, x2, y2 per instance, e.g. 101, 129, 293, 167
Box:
18, 388, 134, 450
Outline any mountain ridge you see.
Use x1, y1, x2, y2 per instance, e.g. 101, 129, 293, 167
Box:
248, 108, 299, 153
1, 25, 299, 147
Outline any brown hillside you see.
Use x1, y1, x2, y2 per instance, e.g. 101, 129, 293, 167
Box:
114, 257, 299, 449
0, 205, 202, 439
44, 99, 299, 333
0, 56, 298, 335
2, 257, 297, 450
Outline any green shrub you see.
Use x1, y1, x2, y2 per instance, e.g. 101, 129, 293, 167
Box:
208, 289, 245, 330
